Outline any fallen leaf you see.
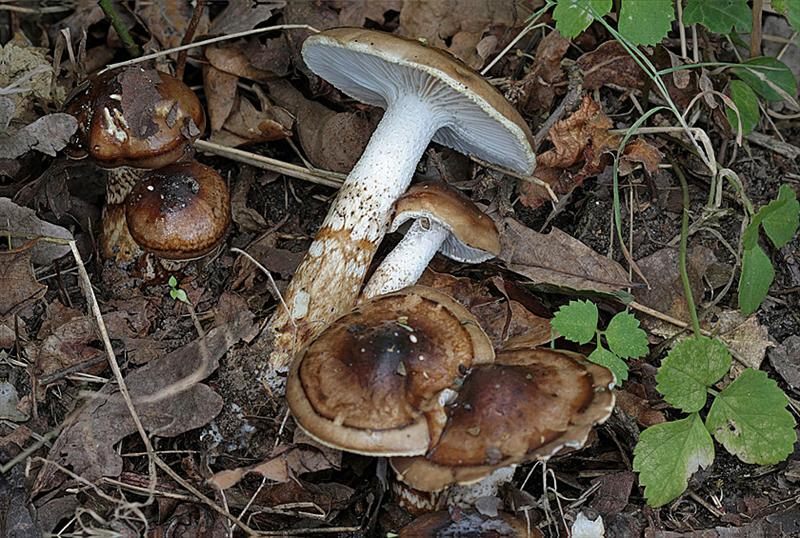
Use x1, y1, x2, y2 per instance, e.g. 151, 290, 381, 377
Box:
472, 300, 551, 349
149, 504, 227, 538
518, 30, 570, 113
0, 464, 37, 537
0, 241, 47, 317
212, 93, 293, 146
709, 310, 773, 375
0, 198, 73, 264
615, 388, 665, 428
230, 169, 270, 232
337, 0, 404, 27
498, 218, 632, 294
577, 40, 648, 91
521, 96, 661, 208
209, 0, 285, 34
268, 79, 379, 172
619, 138, 663, 176
35, 301, 104, 378
590, 471, 636, 517
769, 335, 800, 389
205, 44, 273, 81
34, 312, 255, 490
635, 245, 716, 333
139, 1, 208, 50
0, 109, 78, 159
209, 442, 340, 490
0, 381, 28, 422
203, 65, 239, 133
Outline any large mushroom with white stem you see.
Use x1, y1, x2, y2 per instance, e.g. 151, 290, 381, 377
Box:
362, 180, 500, 298
64, 66, 205, 263
266, 28, 535, 377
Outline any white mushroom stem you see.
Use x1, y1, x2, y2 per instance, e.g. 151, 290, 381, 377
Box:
446, 466, 517, 507
266, 93, 442, 374
362, 219, 448, 298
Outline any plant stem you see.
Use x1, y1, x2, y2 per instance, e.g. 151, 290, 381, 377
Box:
98, 0, 141, 58
672, 159, 702, 337
175, 0, 206, 79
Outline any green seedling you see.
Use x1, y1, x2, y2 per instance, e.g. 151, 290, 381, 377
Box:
168, 275, 190, 304
551, 300, 648, 384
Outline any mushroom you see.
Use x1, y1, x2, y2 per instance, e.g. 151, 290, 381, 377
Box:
267, 28, 535, 375
285, 285, 494, 456
397, 509, 541, 538
64, 66, 205, 262
362, 180, 500, 298
124, 161, 231, 268
391, 347, 615, 507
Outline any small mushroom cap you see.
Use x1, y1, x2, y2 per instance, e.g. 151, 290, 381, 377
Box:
391, 348, 615, 492
397, 510, 539, 538
392, 181, 500, 263
302, 28, 535, 176
64, 66, 205, 169
125, 162, 230, 260
286, 285, 494, 457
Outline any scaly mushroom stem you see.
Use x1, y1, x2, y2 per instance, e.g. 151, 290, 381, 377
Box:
362, 219, 448, 298
101, 166, 144, 262
266, 93, 440, 374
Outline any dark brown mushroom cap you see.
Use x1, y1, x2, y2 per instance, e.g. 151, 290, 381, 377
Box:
64, 66, 205, 169
125, 162, 230, 260
391, 348, 615, 492
397, 510, 539, 538
392, 181, 501, 262
286, 285, 494, 456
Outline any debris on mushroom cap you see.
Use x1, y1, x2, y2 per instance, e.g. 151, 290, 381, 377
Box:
303, 28, 536, 176
125, 162, 230, 260
391, 180, 501, 262
286, 285, 494, 457
397, 509, 540, 538
391, 348, 615, 492
64, 66, 205, 169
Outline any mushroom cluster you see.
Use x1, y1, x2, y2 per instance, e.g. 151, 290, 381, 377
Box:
64, 66, 230, 268
286, 284, 615, 519
266, 28, 535, 374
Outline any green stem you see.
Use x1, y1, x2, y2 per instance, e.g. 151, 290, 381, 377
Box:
672, 159, 702, 337
98, 0, 141, 58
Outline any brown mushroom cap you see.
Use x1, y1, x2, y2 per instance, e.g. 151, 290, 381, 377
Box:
64, 66, 205, 169
286, 285, 494, 456
391, 348, 615, 492
125, 162, 230, 260
392, 181, 501, 262
397, 510, 539, 538
302, 28, 535, 176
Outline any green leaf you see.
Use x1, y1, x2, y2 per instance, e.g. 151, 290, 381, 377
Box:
588, 345, 628, 383
737, 244, 774, 316
655, 336, 732, 413
683, 0, 751, 34
551, 299, 598, 344
726, 80, 760, 135
618, 0, 674, 46
733, 57, 798, 103
762, 185, 800, 249
553, 0, 612, 39
174, 289, 189, 303
168, 275, 178, 288
634, 413, 715, 507
773, 0, 800, 35
706, 369, 797, 465
605, 311, 649, 359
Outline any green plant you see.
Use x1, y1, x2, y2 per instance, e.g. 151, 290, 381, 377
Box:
738, 185, 800, 315
632, 165, 796, 508
551, 300, 648, 383
168, 275, 190, 304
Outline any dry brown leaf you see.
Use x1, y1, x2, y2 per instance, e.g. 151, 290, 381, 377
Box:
577, 40, 648, 91
139, 1, 208, 50
521, 96, 662, 209
34, 301, 104, 378
636, 246, 716, 332
619, 138, 663, 176
498, 218, 632, 294
209, 442, 340, 490
519, 30, 569, 113
214, 94, 293, 145
34, 312, 255, 490
615, 388, 665, 428
709, 310, 773, 375
769, 336, 800, 389
0, 380, 28, 421
209, 0, 285, 34
205, 44, 273, 81
203, 65, 239, 133
336, 0, 403, 27
268, 80, 379, 172
398, 0, 519, 68
0, 241, 47, 317
0, 197, 73, 264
